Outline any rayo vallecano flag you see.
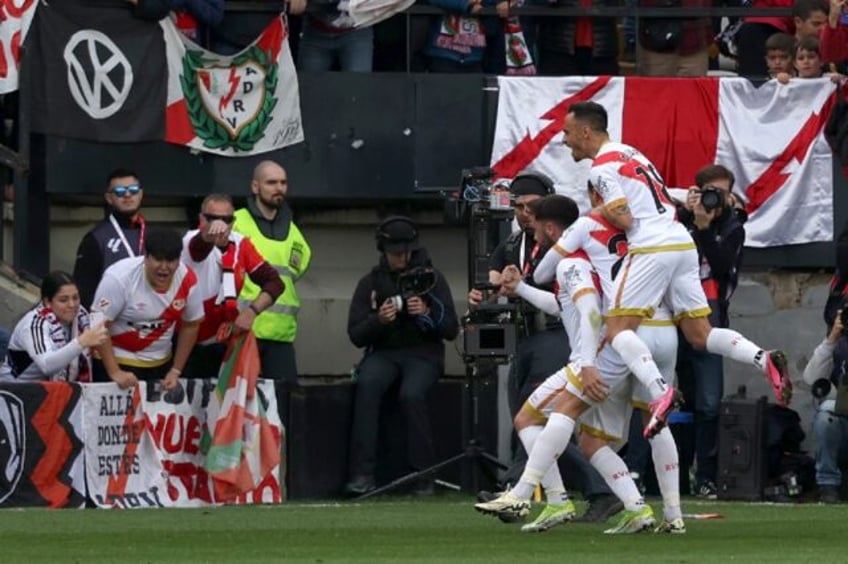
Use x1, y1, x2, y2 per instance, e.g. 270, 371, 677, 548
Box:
162, 15, 303, 156
491, 76, 836, 248
0, 0, 40, 94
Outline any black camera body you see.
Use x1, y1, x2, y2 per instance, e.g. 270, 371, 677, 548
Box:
444, 167, 515, 226
380, 266, 437, 313
699, 186, 725, 213
462, 292, 518, 361
397, 266, 436, 299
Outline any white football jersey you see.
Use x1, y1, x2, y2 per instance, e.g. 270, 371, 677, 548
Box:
590, 142, 691, 249
554, 212, 672, 321
92, 256, 204, 366
554, 212, 627, 308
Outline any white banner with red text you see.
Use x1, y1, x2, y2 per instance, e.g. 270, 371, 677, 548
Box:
83, 380, 283, 508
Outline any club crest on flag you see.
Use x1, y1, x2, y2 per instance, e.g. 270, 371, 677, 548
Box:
180, 46, 278, 152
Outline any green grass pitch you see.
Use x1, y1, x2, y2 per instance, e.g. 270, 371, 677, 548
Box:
0, 496, 844, 563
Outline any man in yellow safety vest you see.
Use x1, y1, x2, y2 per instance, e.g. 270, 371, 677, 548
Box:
233, 160, 311, 431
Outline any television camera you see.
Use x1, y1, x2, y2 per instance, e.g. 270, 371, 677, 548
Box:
444, 167, 519, 364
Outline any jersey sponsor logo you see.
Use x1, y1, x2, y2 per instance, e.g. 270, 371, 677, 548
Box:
96, 297, 111, 311
129, 319, 165, 339
563, 263, 584, 292
172, 299, 186, 311
107, 238, 122, 254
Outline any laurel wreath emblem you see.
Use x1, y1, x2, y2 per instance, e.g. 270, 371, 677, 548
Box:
180, 46, 279, 152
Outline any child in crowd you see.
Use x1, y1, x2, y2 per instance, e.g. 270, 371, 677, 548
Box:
776, 36, 846, 83
765, 32, 797, 79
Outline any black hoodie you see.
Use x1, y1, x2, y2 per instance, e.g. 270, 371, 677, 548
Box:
347, 248, 459, 364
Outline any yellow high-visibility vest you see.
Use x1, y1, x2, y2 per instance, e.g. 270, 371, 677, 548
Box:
233, 207, 311, 342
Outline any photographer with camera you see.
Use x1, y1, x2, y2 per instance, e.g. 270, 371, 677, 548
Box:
802, 224, 848, 503
802, 305, 848, 503
343, 217, 459, 497
469, 173, 620, 522
672, 163, 746, 499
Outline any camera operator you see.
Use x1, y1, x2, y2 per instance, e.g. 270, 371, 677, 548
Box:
803, 302, 848, 504
469, 173, 620, 522
673, 163, 746, 499
344, 217, 459, 497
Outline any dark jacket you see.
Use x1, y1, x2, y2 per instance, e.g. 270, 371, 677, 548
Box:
537, 0, 619, 58
169, 0, 225, 26
639, 0, 713, 56
132, 0, 171, 22
73, 212, 145, 309
245, 196, 293, 241
348, 249, 459, 364
490, 229, 561, 335
678, 205, 745, 328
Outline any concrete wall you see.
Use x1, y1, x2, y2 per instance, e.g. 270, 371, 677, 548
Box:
3, 204, 834, 445
723, 273, 831, 449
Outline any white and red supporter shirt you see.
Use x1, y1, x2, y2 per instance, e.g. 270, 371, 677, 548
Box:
92, 256, 204, 366
591, 142, 690, 249
181, 230, 268, 344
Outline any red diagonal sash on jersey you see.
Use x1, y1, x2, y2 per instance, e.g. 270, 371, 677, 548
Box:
111, 271, 196, 352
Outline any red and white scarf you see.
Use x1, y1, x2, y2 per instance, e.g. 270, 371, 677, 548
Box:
35, 303, 91, 382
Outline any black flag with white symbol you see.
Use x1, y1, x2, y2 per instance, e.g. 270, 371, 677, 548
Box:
26, 1, 165, 142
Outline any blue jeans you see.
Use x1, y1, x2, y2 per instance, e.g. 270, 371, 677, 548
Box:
298, 23, 373, 72
813, 410, 848, 487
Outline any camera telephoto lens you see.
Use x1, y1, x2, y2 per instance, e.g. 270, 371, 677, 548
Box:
812, 378, 832, 399
700, 189, 722, 212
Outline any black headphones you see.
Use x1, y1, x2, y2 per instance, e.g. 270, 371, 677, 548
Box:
375, 216, 419, 252
511, 171, 556, 196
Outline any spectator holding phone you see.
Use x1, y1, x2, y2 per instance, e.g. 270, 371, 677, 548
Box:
0, 271, 108, 382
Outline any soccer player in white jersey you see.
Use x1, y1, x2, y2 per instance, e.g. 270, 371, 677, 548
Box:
92, 228, 204, 391
560, 101, 791, 437
478, 194, 683, 534
489, 196, 583, 533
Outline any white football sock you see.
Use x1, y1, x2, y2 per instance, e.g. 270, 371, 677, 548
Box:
649, 426, 682, 521
589, 446, 646, 512
513, 413, 575, 500
611, 330, 668, 401
706, 328, 767, 373
518, 425, 567, 504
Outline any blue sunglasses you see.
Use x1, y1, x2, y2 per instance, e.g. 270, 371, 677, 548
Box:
111, 184, 142, 197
